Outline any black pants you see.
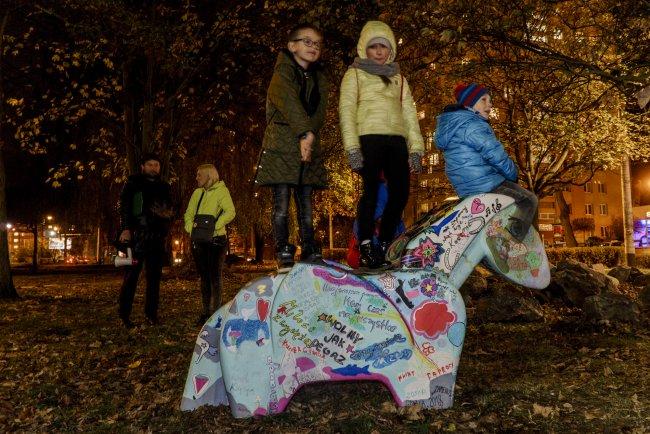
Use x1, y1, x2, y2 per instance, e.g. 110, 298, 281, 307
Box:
272, 184, 314, 251
118, 241, 164, 320
358, 135, 410, 243
192, 240, 226, 316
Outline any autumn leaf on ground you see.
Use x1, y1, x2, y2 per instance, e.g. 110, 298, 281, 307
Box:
381, 401, 397, 413
533, 403, 554, 418
400, 404, 423, 421
128, 360, 141, 369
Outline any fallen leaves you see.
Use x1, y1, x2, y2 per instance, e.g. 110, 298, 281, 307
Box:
532, 403, 556, 418
2, 272, 648, 433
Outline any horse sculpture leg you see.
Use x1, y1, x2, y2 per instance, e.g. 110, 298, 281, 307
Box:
180, 305, 229, 411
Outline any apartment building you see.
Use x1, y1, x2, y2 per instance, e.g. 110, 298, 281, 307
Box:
537, 170, 623, 245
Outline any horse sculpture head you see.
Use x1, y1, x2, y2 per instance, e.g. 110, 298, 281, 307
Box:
386, 193, 550, 290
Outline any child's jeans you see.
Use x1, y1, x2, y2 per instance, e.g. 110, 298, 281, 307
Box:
491, 180, 539, 240
272, 184, 314, 251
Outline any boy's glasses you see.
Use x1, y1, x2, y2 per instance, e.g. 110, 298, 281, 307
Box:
292, 38, 322, 49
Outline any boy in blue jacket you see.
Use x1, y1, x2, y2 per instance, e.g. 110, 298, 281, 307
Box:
435, 82, 538, 241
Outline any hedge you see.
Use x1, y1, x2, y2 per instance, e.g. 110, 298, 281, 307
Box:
546, 247, 650, 268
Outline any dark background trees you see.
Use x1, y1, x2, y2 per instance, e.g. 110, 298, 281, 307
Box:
1, 0, 647, 298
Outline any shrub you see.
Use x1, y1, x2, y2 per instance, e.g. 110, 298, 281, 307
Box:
546, 247, 622, 267
546, 247, 650, 269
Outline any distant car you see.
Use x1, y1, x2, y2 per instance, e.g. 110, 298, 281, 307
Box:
585, 236, 605, 246
225, 254, 246, 265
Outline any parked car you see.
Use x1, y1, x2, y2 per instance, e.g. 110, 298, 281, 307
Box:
585, 236, 605, 246
604, 240, 622, 246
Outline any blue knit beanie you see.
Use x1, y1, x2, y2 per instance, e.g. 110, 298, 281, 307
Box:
454, 82, 489, 107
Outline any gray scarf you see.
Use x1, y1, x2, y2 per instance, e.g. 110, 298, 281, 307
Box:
350, 57, 400, 77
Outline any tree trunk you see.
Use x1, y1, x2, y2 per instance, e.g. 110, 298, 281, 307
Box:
0, 147, 17, 298
142, 51, 155, 155
328, 204, 334, 250
123, 62, 138, 175
254, 227, 264, 263
0, 10, 18, 298
554, 190, 577, 247
620, 156, 635, 266
31, 225, 38, 273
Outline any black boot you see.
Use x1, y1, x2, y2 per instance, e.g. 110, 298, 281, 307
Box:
300, 243, 323, 262
276, 244, 296, 270
359, 241, 383, 269
378, 240, 391, 264
120, 316, 135, 329
195, 313, 209, 327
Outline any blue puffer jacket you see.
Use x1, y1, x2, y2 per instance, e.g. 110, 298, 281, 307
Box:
435, 105, 517, 197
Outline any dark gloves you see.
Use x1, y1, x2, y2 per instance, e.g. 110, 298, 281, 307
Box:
409, 152, 423, 174
347, 149, 364, 172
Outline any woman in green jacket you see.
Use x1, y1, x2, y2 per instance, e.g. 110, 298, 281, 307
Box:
339, 20, 425, 268
184, 164, 236, 325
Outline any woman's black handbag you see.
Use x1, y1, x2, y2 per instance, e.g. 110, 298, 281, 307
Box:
190, 191, 222, 244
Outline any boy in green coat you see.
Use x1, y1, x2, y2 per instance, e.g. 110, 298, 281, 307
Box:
255, 23, 328, 269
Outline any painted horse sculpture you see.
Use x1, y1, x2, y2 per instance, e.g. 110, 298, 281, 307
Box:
180, 193, 550, 417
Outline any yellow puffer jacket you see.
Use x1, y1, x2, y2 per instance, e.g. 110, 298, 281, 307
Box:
339, 21, 424, 154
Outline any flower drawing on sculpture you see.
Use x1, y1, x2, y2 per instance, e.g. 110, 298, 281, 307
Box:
412, 238, 444, 268
420, 277, 437, 297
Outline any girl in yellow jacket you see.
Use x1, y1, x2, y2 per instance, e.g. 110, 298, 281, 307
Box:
184, 164, 236, 325
339, 20, 425, 268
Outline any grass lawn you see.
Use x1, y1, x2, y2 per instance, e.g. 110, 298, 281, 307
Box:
1, 269, 648, 432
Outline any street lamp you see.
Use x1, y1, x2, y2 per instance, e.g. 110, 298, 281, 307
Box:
46, 215, 53, 221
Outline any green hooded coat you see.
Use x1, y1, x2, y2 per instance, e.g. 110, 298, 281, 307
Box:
255, 49, 329, 188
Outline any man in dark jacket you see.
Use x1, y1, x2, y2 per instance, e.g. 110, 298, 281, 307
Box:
117, 153, 173, 327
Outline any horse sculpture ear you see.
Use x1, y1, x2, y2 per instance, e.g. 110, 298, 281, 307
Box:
480, 211, 551, 289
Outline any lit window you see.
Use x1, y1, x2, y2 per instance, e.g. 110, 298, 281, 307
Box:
599, 204, 608, 215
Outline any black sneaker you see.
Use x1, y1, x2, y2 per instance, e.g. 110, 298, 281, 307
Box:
195, 314, 209, 327
277, 244, 296, 270
120, 316, 135, 329
359, 242, 383, 269
300, 243, 323, 262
